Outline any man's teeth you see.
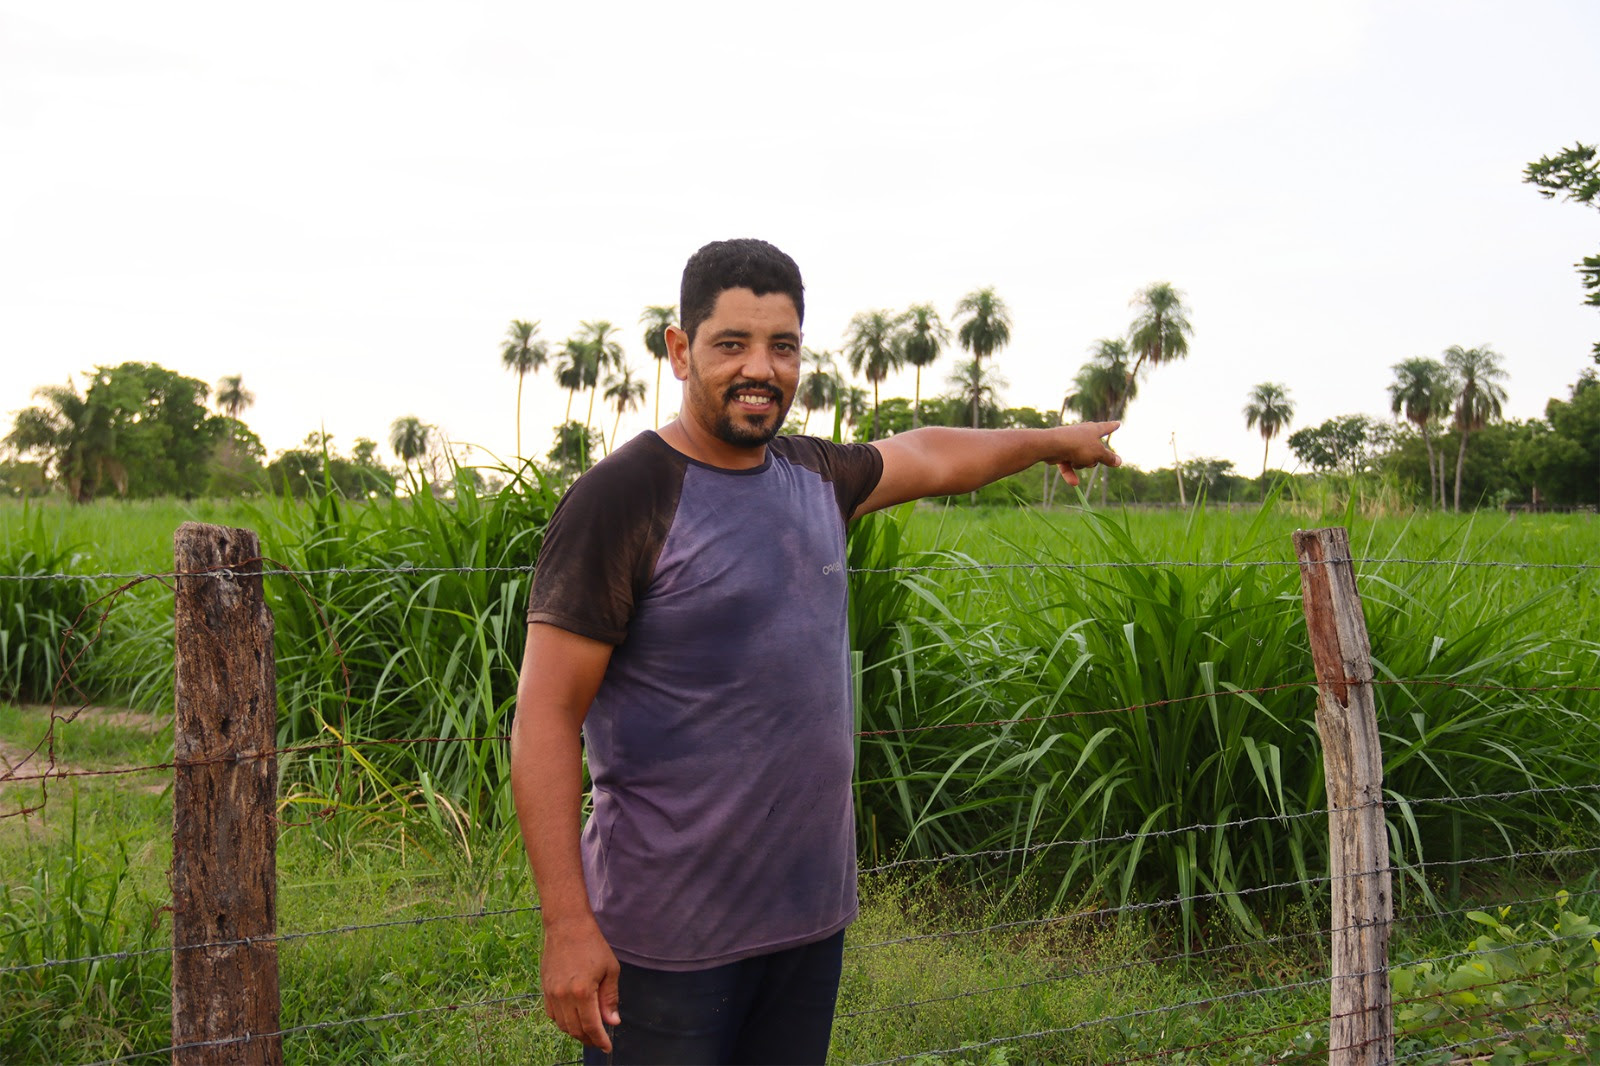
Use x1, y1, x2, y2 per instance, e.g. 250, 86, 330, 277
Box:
738, 394, 773, 406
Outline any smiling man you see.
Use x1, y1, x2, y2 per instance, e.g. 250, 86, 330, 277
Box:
511, 239, 1120, 1065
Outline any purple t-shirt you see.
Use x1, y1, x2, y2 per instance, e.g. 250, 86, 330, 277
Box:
526, 431, 884, 970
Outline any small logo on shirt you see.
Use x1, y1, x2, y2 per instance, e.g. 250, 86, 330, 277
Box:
821, 561, 842, 576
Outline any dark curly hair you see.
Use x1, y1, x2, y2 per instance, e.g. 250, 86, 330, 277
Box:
679, 239, 805, 344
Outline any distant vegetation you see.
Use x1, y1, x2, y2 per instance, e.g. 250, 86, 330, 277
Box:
5, 145, 1598, 509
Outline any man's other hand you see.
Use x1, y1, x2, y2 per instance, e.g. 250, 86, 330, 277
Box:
541, 916, 622, 1051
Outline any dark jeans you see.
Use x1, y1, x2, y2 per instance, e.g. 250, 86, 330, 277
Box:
581, 931, 845, 1066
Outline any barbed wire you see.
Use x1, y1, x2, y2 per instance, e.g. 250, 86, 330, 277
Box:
15, 847, 1596, 982
6, 553, 1600, 585
1392, 1013, 1600, 1063
863, 779, 1600, 875
0, 903, 543, 977
47, 898, 1600, 1064
850, 842, 1600, 955
862, 935, 1600, 1065
838, 882, 1600, 1025
80, 991, 545, 1066
8, 546, 1598, 1061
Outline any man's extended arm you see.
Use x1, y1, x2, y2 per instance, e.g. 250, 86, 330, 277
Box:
855, 420, 1121, 517
510, 622, 620, 1052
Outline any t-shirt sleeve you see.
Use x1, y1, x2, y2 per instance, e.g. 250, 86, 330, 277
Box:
764, 435, 885, 520
525, 443, 681, 644
813, 438, 885, 521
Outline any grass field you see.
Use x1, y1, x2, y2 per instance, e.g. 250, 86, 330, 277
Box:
3, 489, 1599, 1062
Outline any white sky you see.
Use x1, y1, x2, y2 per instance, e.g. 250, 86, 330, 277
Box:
3, 1, 1597, 476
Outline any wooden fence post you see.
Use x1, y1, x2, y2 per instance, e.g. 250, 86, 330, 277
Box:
1294, 526, 1393, 1065
172, 523, 281, 1065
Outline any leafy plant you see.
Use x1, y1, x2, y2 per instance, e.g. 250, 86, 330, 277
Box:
1394, 891, 1600, 1063
0, 508, 96, 704
0, 792, 169, 1063
253, 459, 559, 854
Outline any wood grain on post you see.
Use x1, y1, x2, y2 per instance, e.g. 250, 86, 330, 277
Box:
1294, 527, 1393, 1066
172, 523, 281, 1065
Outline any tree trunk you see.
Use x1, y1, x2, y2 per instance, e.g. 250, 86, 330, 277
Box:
1420, 425, 1436, 508
1454, 426, 1469, 512
583, 386, 599, 470
654, 359, 664, 429
871, 379, 881, 441
913, 367, 923, 431
514, 372, 525, 460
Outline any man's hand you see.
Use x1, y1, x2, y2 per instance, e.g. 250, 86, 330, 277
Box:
1048, 420, 1121, 487
540, 915, 622, 1051
510, 623, 618, 1050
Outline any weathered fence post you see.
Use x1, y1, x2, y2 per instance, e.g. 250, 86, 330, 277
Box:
172, 523, 281, 1065
1294, 527, 1393, 1066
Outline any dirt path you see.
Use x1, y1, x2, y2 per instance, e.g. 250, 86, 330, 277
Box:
1, 703, 169, 800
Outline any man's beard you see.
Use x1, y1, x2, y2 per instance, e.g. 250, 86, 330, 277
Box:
689, 369, 791, 448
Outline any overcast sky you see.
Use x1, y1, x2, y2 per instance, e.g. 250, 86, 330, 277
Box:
3, 1, 1597, 477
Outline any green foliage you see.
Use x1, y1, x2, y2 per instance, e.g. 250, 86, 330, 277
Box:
0, 794, 169, 1064
255, 459, 560, 846
0, 510, 96, 703
1287, 414, 1395, 474
544, 420, 602, 480
1394, 892, 1600, 1062
852, 502, 1600, 947
4, 362, 273, 501
264, 432, 395, 499
1525, 142, 1600, 360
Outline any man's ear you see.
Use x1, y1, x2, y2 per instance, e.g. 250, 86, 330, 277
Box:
665, 325, 691, 382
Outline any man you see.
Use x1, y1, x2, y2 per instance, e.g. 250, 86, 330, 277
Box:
511, 239, 1120, 1065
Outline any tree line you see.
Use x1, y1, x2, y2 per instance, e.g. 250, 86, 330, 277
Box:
5, 143, 1594, 508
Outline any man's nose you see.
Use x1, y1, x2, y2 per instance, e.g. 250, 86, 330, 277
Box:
740, 346, 779, 381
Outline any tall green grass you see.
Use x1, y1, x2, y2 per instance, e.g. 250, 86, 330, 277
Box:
250, 465, 559, 851
850, 498, 1600, 942
0, 509, 100, 705
6, 490, 1597, 926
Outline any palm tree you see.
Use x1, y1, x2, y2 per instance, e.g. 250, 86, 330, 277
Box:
839, 386, 871, 434
577, 320, 624, 468
1125, 282, 1194, 408
898, 304, 949, 429
388, 416, 431, 483
1388, 357, 1455, 507
1242, 382, 1295, 476
1062, 340, 1135, 504
499, 320, 549, 460
1443, 344, 1509, 511
554, 338, 589, 426
4, 380, 120, 502
554, 338, 592, 468
797, 348, 840, 434
214, 375, 255, 420
640, 305, 676, 428
1064, 340, 1135, 423
844, 310, 903, 440
954, 288, 1013, 429
603, 365, 649, 454
947, 359, 1007, 429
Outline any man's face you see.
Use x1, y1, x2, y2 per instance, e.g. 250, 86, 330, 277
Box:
669, 288, 801, 449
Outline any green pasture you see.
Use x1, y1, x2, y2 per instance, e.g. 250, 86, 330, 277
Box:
3, 486, 1599, 1062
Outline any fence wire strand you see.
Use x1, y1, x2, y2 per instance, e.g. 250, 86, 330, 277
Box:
80, 992, 545, 1066
8, 553, 1600, 584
